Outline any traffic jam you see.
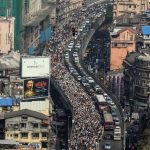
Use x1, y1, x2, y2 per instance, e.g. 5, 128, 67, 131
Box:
64, 3, 122, 150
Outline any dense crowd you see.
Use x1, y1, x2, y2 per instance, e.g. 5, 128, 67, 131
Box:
46, 3, 104, 150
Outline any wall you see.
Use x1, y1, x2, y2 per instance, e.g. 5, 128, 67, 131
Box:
0, 17, 14, 53
110, 28, 136, 70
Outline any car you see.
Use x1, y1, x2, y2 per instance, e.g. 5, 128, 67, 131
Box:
74, 56, 79, 63
66, 47, 72, 51
104, 134, 113, 140
104, 141, 111, 150
86, 19, 90, 23
68, 42, 74, 48
75, 43, 81, 49
115, 118, 120, 126
86, 76, 94, 84
64, 55, 69, 61
73, 52, 78, 57
78, 27, 83, 32
76, 75, 82, 81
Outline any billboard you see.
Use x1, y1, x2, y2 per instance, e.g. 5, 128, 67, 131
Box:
21, 57, 50, 78
23, 78, 49, 100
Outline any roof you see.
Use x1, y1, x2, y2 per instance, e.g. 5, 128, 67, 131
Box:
0, 97, 14, 107
141, 26, 150, 35
4, 109, 48, 120
0, 140, 19, 145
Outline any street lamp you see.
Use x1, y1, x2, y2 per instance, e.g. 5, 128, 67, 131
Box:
68, 116, 70, 140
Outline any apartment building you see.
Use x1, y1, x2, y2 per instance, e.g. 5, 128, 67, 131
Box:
110, 27, 137, 70
113, 0, 149, 18
4, 109, 49, 149
0, 17, 14, 54
123, 51, 150, 110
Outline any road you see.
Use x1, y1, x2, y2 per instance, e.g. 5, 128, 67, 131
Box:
68, 8, 123, 150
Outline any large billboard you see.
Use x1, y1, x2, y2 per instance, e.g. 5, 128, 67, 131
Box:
23, 78, 49, 100
21, 57, 50, 78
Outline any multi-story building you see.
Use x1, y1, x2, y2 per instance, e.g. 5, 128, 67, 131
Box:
22, 0, 54, 54
110, 26, 137, 70
123, 50, 150, 110
113, 0, 149, 19
4, 109, 49, 148
0, 17, 14, 54
0, 0, 23, 51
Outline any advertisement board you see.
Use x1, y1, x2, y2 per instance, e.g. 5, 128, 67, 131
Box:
23, 78, 49, 100
21, 57, 50, 78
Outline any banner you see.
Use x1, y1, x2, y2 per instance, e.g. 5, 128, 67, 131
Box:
24, 78, 49, 100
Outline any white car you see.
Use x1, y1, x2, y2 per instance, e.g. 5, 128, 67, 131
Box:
86, 19, 90, 23
115, 118, 120, 126
104, 142, 111, 150
66, 47, 72, 51
74, 56, 79, 63
73, 52, 78, 57
78, 27, 83, 32
68, 41, 74, 49
75, 43, 81, 49
87, 77, 94, 84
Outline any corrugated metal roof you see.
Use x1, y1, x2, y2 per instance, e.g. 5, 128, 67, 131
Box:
141, 26, 150, 35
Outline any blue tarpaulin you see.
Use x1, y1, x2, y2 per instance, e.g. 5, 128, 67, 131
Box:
141, 26, 150, 35
39, 26, 53, 43
28, 44, 35, 55
0, 97, 13, 106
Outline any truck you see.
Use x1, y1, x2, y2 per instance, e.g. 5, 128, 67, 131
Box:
114, 126, 121, 140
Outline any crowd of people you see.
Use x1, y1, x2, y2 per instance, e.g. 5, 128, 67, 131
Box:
45, 3, 104, 150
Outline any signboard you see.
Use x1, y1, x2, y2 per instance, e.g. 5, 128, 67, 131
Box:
21, 57, 50, 78
23, 78, 49, 100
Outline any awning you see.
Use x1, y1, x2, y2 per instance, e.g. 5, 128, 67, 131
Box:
0, 97, 14, 107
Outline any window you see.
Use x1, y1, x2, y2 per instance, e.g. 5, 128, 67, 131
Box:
14, 134, 18, 138
130, 35, 133, 40
41, 132, 48, 138
41, 124, 48, 128
21, 133, 28, 139
21, 123, 26, 128
33, 123, 39, 128
114, 43, 118, 47
134, 5, 136, 8
21, 116, 28, 121
129, 5, 131, 8
32, 133, 39, 139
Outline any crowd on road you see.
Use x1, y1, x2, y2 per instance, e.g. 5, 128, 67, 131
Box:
45, 3, 104, 150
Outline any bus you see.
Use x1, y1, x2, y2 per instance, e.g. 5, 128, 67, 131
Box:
114, 126, 121, 140
103, 111, 114, 130
96, 95, 109, 112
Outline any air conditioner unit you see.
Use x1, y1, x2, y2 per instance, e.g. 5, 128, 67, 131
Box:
14, 124, 19, 129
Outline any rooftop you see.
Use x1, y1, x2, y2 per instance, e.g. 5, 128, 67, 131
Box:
0, 52, 20, 69
4, 109, 48, 120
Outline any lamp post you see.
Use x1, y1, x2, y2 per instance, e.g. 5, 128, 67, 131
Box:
68, 116, 70, 140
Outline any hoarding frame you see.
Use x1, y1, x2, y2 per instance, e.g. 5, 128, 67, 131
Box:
20, 56, 50, 78
23, 77, 49, 100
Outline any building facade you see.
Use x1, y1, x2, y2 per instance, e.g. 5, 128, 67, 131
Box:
0, 17, 14, 54
4, 109, 49, 148
123, 51, 150, 110
110, 27, 137, 70
113, 0, 149, 18
0, 0, 23, 51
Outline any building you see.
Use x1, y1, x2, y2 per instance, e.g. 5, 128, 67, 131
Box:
110, 27, 137, 70
113, 0, 149, 19
22, 0, 53, 54
0, 17, 14, 54
141, 25, 150, 48
0, 0, 23, 51
123, 50, 150, 110
4, 109, 49, 148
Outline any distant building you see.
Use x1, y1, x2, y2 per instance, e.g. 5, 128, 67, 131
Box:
113, 0, 149, 18
110, 27, 137, 70
0, 17, 14, 54
141, 25, 150, 48
4, 109, 49, 148
123, 50, 150, 110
